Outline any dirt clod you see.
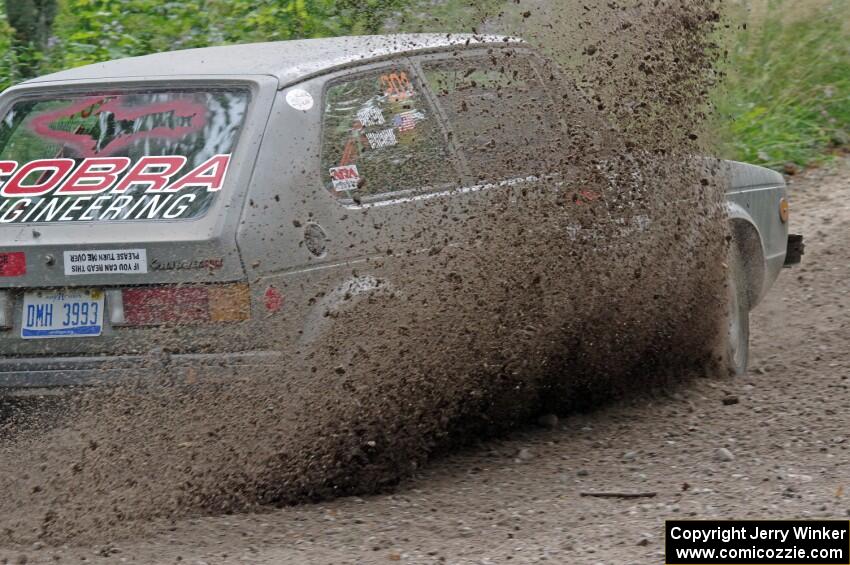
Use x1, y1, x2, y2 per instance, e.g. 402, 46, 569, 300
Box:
536, 413, 559, 429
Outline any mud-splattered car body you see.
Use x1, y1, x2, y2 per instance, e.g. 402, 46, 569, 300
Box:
0, 34, 795, 388
725, 161, 796, 305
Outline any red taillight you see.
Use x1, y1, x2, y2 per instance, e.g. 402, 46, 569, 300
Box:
0, 252, 26, 277
123, 287, 208, 325
109, 284, 250, 327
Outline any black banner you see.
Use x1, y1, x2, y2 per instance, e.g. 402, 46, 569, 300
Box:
666, 520, 850, 564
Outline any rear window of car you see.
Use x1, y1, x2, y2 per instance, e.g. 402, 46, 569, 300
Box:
320, 67, 458, 202
0, 89, 250, 224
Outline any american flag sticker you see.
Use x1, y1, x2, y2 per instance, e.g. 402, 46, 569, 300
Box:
393, 110, 426, 132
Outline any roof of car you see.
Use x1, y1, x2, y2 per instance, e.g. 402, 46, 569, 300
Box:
23, 34, 525, 89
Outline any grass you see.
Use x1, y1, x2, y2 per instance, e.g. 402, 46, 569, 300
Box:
381, 0, 504, 34
715, 0, 850, 170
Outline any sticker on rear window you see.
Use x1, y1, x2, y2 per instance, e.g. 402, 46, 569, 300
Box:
64, 249, 148, 276
380, 72, 415, 102
0, 252, 25, 276
329, 165, 360, 192
393, 110, 426, 132
365, 129, 398, 150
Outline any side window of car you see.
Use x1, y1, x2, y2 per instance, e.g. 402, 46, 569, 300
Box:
320, 67, 458, 201
422, 54, 564, 183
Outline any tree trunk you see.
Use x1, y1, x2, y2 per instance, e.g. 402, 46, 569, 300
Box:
5, 0, 57, 78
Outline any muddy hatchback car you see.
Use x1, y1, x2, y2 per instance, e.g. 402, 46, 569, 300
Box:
0, 34, 795, 389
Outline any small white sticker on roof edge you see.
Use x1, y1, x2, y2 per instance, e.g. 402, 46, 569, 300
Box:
286, 89, 314, 111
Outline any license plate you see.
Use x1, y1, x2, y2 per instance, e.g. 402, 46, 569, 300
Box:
21, 289, 104, 339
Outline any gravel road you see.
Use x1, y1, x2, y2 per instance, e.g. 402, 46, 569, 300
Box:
2, 157, 844, 564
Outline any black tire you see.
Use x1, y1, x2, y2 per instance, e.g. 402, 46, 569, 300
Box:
725, 244, 750, 376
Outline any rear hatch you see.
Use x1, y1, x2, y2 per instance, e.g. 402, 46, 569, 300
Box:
0, 82, 269, 357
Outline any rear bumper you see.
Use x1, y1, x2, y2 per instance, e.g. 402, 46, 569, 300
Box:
0, 350, 283, 388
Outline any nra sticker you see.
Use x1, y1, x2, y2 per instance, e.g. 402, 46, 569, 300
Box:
285, 89, 314, 112
329, 165, 360, 192
0, 252, 25, 276
64, 248, 148, 276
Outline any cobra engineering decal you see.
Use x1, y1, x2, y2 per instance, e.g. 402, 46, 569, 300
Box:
0, 154, 231, 224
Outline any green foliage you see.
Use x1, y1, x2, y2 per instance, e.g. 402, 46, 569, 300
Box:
50, 0, 413, 69
716, 0, 850, 169
0, 5, 14, 86
381, 0, 501, 33
0, 0, 426, 90
3, 0, 58, 78
0, 2, 48, 86
5, 0, 58, 49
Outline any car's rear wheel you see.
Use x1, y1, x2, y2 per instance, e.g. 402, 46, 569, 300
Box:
725, 244, 750, 376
